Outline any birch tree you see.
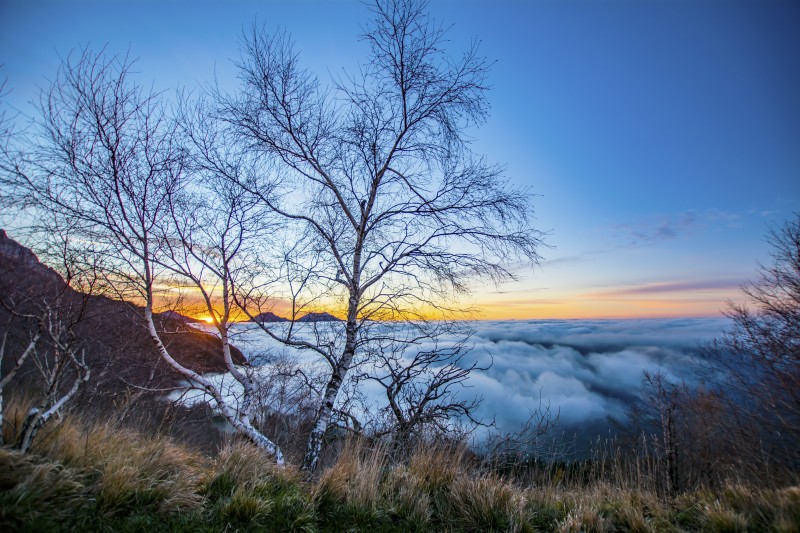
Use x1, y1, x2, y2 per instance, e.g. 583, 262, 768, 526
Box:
219, 0, 542, 472
0, 227, 93, 451
0, 306, 43, 446
7, 49, 286, 462
362, 328, 487, 450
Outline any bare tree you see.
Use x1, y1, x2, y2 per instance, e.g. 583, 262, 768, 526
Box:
158, 106, 288, 462
17, 302, 91, 453
606, 370, 684, 494
640, 370, 682, 495
0, 300, 92, 452
218, 0, 542, 472
0, 229, 93, 451
483, 395, 559, 470
363, 327, 488, 451
5, 48, 286, 462
0, 306, 43, 445
702, 213, 800, 480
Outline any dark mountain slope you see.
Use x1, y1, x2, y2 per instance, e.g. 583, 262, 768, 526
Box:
0, 229, 244, 401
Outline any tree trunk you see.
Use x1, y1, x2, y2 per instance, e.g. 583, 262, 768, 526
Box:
18, 407, 44, 453
17, 359, 90, 453
301, 292, 359, 473
143, 305, 285, 465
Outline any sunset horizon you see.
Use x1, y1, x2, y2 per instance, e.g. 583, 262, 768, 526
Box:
2, 0, 798, 320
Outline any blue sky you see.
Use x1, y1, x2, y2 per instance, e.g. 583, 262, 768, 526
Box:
2, 0, 798, 318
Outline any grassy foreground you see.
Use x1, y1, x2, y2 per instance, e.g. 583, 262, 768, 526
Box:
1, 414, 799, 532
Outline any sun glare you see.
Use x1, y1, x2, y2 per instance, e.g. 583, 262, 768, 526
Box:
200, 315, 215, 324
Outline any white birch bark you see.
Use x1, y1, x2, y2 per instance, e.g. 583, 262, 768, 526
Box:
0, 325, 42, 446
19, 352, 90, 453
144, 304, 284, 465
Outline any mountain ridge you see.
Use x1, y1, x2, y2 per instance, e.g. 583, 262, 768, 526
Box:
0, 230, 245, 396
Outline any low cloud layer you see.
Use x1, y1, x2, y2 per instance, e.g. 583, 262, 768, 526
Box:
462, 319, 727, 436
174, 318, 729, 444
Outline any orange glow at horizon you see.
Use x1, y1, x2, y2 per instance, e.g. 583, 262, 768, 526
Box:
473, 290, 744, 320
474, 302, 725, 320
177, 296, 733, 323
158, 277, 745, 323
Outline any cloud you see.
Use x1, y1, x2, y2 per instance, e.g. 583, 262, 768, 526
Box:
460, 319, 725, 434
590, 279, 744, 297
538, 213, 699, 268
542, 249, 606, 267
612, 212, 697, 247
173, 318, 729, 448
706, 208, 743, 228
485, 286, 551, 296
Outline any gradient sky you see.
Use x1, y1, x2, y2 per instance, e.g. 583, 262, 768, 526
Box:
2, 0, 798, 319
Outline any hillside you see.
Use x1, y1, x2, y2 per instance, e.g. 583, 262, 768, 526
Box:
250, 311, 342, 322
0, 229, 244, 404
3, 414, 799, 532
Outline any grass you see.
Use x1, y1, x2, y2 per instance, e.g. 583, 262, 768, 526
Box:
1, 409, 799, 532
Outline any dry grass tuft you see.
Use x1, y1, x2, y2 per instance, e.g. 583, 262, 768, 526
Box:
313, 437, 388, 511
405, 442, 466, 494
2, 400, 208, 520
448, 473, 528, 532
205, 439, 315, 531
772, 486, 800, 533
207, 438, 298, 494
0, 447, 89, 527
555, 503, 610, 533
30, 415, 207, 515
383, 466, 432, 528
702, 499, 749, 532
3, 399, 799, 531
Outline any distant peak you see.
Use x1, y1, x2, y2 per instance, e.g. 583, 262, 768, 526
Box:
298, 311, 342, 322
251, 311, 289, 323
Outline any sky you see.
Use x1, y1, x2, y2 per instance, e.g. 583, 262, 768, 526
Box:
1, 0, 798, 320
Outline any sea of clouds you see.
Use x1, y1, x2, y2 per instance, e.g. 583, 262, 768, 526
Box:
459, 319, 727, 438
173, 318, 729, 444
